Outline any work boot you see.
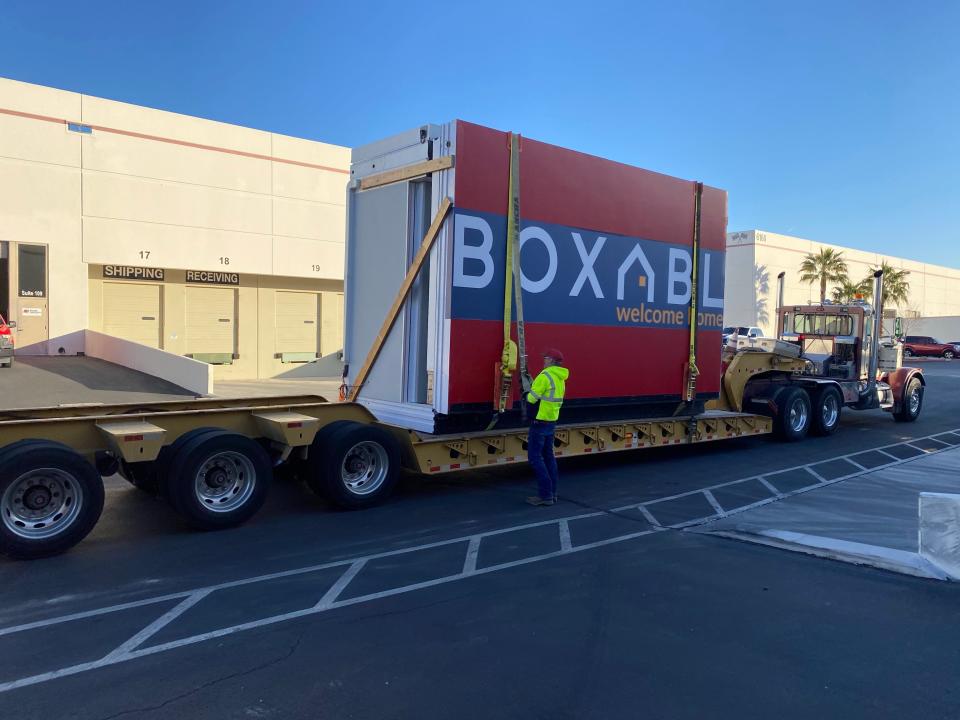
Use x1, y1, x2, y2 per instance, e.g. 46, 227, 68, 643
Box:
526, 496, 555, 506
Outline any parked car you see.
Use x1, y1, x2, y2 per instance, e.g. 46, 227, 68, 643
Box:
722, 326, 763, 345
901, 335, 958, 359
0, 314, 14, 368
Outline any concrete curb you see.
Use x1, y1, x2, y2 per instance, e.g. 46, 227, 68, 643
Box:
706, 529, 950, 581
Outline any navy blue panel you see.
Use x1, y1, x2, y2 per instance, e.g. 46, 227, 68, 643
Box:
450, 209, 725, 329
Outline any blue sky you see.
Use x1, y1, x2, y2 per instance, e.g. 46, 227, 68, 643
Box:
1, 1, 957, 267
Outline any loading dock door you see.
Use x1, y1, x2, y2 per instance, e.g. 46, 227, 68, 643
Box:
185, 286, 236, 361
276, 291, 319, 358
321, 292, 344, 356
102, 282, 162, 348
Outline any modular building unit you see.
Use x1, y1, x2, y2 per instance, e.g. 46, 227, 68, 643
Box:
345, 121, 728, 434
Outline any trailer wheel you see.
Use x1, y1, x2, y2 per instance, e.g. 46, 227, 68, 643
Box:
163, 431, 271, 529
306, 422, 400, 509
301, 420, 354, 497
0, 440, 104, 559
153, 427, 223, 502
810, 386, 842, 436
894, 377, 923, 423
773, 386, 811, 441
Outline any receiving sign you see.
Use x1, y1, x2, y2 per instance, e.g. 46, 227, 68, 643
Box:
186, 270, 240, 286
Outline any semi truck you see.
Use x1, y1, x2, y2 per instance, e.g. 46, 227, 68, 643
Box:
0, 144, 924, 560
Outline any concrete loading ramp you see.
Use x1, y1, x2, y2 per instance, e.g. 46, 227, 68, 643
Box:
694, 441, 960, 581
0, 356, 195, 411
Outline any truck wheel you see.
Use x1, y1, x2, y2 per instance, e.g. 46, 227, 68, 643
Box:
811, 386, 842, 436
943, 350, 955, 360
301, 420, 354, 497
163, 431, 271, 529
894, 377, 923, 422
773, 386, 811, 441
306, 422, 400, 509
153, 427, 223, 502
904, 348, 914, 357
0, 440, 105, 559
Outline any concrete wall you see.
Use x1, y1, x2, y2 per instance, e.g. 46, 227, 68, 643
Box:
725, 230, 960, 336
0, 76, 349, 377
902, 316, 960, 341
84, 330, 213, 395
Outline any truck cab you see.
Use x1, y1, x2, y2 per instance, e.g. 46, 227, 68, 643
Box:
767, 274, 922, 423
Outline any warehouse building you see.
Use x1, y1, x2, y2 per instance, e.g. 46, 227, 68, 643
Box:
0, 76, 348, 380
724, 229, 960, 337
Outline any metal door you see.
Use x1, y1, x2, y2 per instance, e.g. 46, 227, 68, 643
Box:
185, 286, 236, 359
320, 291, 344, 356
14, 244, 49, 350
102, 282, 162, 348
276, 291, 319, 354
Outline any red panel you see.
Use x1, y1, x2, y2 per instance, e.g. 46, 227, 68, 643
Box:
454, 120, 727, 251
448, 319, 721, 406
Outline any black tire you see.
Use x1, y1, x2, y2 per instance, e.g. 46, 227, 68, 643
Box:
302, 420, 355, 497
894, 377, 923, 422
0, 440, 105, 559
305, 422, 401, 509
154, 427, 224, 503
810, 386, 843, 436
773, 386, 812, 441
163, 431, 271, 530
943, 350, 955, 360
903, 348, 914, 358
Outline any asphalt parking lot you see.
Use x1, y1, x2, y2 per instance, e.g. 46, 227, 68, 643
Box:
1, 363, 959, 719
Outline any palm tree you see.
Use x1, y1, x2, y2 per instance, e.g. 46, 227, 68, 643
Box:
800, 248, 849, 303
861, 261, 910, 311
831, 278, 870, 303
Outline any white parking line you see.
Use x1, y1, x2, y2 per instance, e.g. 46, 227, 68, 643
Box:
558, 519, 573, 551
102, 589, 212, 661
0, 426, 957, 694
757, 477, 782, 496
702, 490, 726, 517
315, 559, 367, 610
805, 466, 828, 483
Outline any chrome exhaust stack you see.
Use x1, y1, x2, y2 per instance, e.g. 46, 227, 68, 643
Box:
860, 269, 885, 404
776, 272, 785, 335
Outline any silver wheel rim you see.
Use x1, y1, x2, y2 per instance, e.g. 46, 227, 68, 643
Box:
341, 441, 389, 496
2, 468, 83, 540
821, 393, 839, 428
789, 398, 809, 432
909, 385, 922, 414
946, 351, 954, 359
194, 451, 256, 513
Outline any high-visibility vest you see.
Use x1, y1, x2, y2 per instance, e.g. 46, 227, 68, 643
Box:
526, 365, 569, 422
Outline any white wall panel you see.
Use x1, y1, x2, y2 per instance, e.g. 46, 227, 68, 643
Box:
83, 216, 272, 274
83, 171, 272, 235
272, 236, 344, 280
273, 196, 344, 243
81, 95, 271, 155
83, 130, 271, 194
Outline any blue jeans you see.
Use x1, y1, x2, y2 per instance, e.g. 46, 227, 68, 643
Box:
527, 421, 559, 500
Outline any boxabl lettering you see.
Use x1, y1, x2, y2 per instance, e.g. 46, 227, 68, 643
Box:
452, 209, 724, 329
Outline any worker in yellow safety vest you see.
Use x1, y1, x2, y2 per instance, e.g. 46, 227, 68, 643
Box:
521, 348, 569, 506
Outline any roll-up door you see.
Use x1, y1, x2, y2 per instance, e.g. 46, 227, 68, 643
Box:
185, 286, 236, 362
102, 282, 162, 348
321, 292, 344, 355
276, 291, 319, 360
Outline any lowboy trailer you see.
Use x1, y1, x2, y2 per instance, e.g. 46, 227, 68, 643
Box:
0, 283, 921, 560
